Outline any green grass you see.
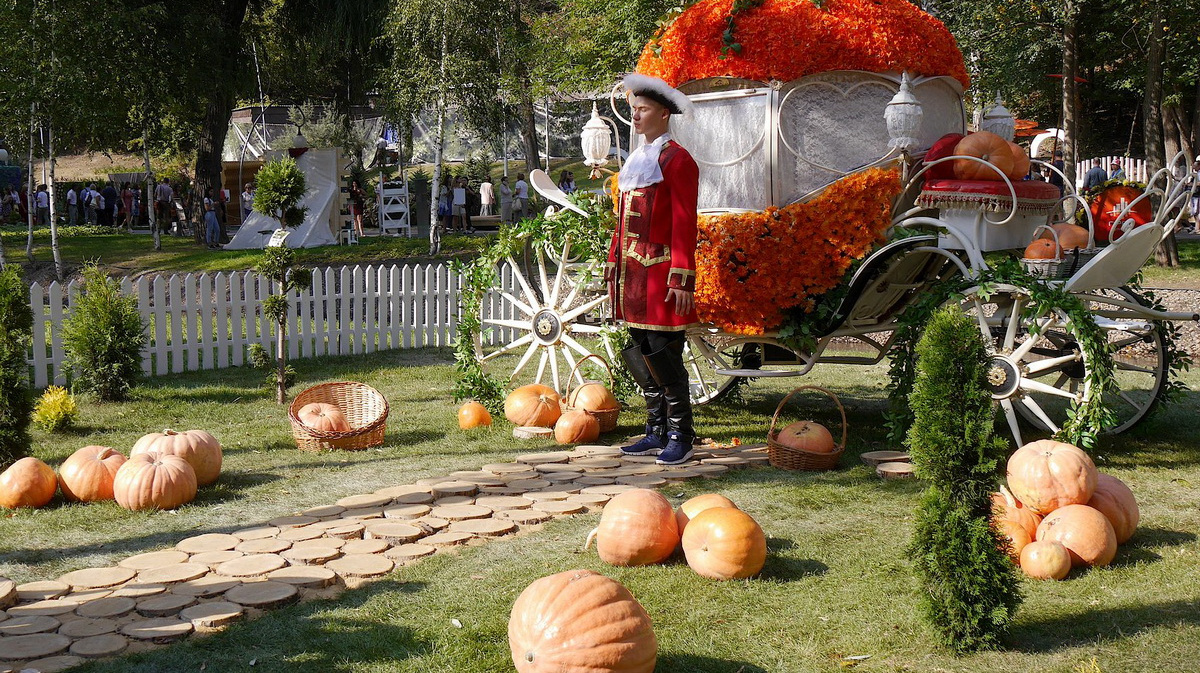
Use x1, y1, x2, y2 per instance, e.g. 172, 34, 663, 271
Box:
1137, 237, 1200, 288
2, 348, 1199, 672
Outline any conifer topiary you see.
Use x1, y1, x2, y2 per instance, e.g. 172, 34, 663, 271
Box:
0, 267, 34, 466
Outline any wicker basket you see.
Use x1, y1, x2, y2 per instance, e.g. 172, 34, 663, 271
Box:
766, 386, 847, 471
288, 381, 389, 451
561, 354, 621, 432
1021, 224, 1102, 280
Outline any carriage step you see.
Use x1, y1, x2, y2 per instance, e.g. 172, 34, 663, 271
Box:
713, 368, 801, 378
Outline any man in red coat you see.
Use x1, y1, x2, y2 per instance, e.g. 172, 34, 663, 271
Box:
607, 73, 699, 465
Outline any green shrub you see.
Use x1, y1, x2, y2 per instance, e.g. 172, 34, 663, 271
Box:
906, 305, 1021, 653
253, 157, 308, 227
32, 385, 79, 432
62, 265, 147, 402
0, 266, 33, 465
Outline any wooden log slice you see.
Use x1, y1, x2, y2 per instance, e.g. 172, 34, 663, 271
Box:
75, 597, 136, 620
567, 493, 611, 510
447, 473, 507, 487
574, 475, 616, 486
189, 551, 245, 569
7, 599, 78, 617
135, 593, 195, 618
383, 544, 437, 562
700, 456, 749, 468
432, 495, 475, 507
620, 455, 661, 464
533, 463, 583, 473
118, 551, 190, 571
171, 576, 241, 598
507, 479, 552, 491
431, 481, 479, 499
214, 554, 287, 578
391, 491, 435, 505
516, 451, 571, 465
15, 581, 69, 602
0, 578, 13, 609
660, 469, 701, 481
415, 517, 449, 532
0, 615, 59, 636
69, 633, 128, 659
572, 445, 623, 456
335, 493, 393, 510
176, 534, 240, 554
420, 531, 474, 548
448, 518, 516, 538
222, 581, 299, 609
340, 539, 390, 555
267, 515, 319, 528
136, 564, 210, 585
876, 462, 916, 480
338, 507, 385, 521
57, 618, 116, 638
622, 464, 666, 475
616, 475, 667, 488
179, 601, 244, 629
495, 471, 540, 482
496, 509, 553, 525
363, 523, 424, 545
473, 496, 531, 511
579, 484, 638, 496
373, 484, 433, 499
539, 472, 582, 483
291, 537, 345, 550
266, 566, 338, 589
234, 538, 292, 555
415, 476, 458, 487
0, 633, 71, 659
324, 523, 365, 540
63, 589, 111, 604
231, 526, 281, 541
120, 617, 193, 643
430, 505, 492, 522
278, 527, 324, 543
690, 464, 729, 477
299, 504, 346, 519
512, 426, 554, 440
281, 546, 342, 566
476, 486, 526, 496
324, 555, 395, 579
860, 450, 911, 467
742, 454, 771, 465
531, 501, 586, 516
24, 655, 86, 672
108, 583, 166, 599
571, 457, 623, 469
525, 490, 582, 502
383, 504, 432, 520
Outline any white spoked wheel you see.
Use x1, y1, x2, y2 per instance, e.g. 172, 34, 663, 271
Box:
473, 236, 613, 393
683, 330, 753, 405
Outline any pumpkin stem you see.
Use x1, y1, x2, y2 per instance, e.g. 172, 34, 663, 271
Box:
584, 528, 598, 551
163, 429, 178, 435
1000, 485, 1019, 509
97, 447, 115, 460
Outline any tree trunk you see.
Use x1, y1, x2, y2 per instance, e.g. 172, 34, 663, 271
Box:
517, 87, 540, 177
27, 107, 35, 262
144, 128, 160, 251
1061, 2, 1079, 192
1143, 3, 1174, 267
276, 317, 287, 404
47, 120, 62, 282
429, 14, 448, 256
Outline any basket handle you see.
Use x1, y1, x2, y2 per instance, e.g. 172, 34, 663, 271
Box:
564, 354, 616, 401
767, 386, 849, 450
1030, 223, 1063, 258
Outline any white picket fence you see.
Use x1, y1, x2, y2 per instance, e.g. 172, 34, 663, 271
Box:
27, 263, 474, 388
1077, 156, 1150, 189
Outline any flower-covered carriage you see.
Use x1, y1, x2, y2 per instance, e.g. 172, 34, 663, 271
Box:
470, 0, 1198, 445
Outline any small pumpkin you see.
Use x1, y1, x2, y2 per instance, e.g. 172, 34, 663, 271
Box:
1087, 473, 1138, 544
505, 384, 562, 428
297, 402, 352, 432
995, 519, 1032, 562
774, 421, 835, 453
131, 429, 222, 487
1023, 238, 1061, 260
1035, 504, 1117, 568
554, 410, 599, 445
508, 569, 656, 673
458, 401, 493, 429
567, 381, 619, 413
676, 493, 738, 533
585, 489, 679, 566
1006, 439, 1098, 514
0, 457, 58, 509
1037, 223, 1090, 250
991, 485, 1041, 540
1019, 540, 1072, 580
113, 452, 198, 511
58, 446, 127, 503
681, 507, 767, 580
953, 131, 1015, 181
1006, 141, 1031, 180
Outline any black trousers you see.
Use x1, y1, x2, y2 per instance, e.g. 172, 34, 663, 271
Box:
627, 327, 685, 355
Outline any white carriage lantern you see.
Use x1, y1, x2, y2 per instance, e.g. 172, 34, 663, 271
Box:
581, 103, 613, 179
981, 94, 1016, 142
885, 72, 924, 154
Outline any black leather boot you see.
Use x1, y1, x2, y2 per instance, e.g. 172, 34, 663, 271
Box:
620, 344, 666, 455
643, 340, 695, 465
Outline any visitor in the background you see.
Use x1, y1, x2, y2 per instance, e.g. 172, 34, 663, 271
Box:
1082, 158, 1108, 191
216, 185, 228, 243
437, 181, 452, 232
86, 183, 100, 225
479, 178, 494, 217
514, 172, 528, 219
131, 189, 141, 228
204, 199, 221, 250
121, 182, 134, 228
155, 177, 173, 232
1109, 161, 1126, 181
1048, 150, 1065, 196
557, 170, 571, 194
1, 184, 15, 222
499, 176, 513, 225
240, 182, 254, 222
35, 184, 49, 226
66, 185, 78, 225
566, 171, 576, 194
349, 180, 366, 238
101, 182, 119, 228
451, 177, 467, 233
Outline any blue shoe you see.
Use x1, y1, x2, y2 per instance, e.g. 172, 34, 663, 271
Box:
655, 432, 695, 465
622, 426, 665, 456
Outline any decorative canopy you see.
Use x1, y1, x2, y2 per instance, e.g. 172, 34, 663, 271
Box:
636, 0, 969, 89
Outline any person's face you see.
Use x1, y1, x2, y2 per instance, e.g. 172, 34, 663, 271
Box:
630, 95, 670, 138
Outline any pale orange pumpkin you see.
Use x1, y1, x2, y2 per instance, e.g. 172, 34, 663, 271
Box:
1087, 473, 1139, 544
1035, 504, 1117, 568
554, 410, 600, 445
1006, 141, 1031, 180
0, 457, 58, 509
995, 519, 1032, 562
505, 385, 562, 428
1019, 540, 1072, 580
1006, 440, 1098, 514
1023, 238, 1061, 260
1038, 223, 1090, 250
508, 569, 656, 673
113, 452, 198, 511
458, 401, 493, 429
775, 421, 835, 453
991, 485, 1042, 540
567, 381, 619, 413
297, 402, 352, 432
131, 429, 222, 487
585, 489, 679, 566
953, 131, 1015, 181
58, 446, 127, 503
676, 493, 738, 532
681, 507, 767, 580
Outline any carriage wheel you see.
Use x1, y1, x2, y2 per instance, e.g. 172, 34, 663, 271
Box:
473, 237, 612, 393
683, 331, 757, 405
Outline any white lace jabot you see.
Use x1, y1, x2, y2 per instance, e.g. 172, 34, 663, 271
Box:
618, 134, 671, 192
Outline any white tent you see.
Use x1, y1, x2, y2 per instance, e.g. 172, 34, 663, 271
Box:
225, 149, 342, 250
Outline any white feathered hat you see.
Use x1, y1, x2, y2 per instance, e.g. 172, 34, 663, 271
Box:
623, 73, 692, 116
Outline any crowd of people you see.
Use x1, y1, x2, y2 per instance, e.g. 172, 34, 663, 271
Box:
436, 172, 533, 234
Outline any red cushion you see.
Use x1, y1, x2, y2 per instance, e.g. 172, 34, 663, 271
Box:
922, 133, 965, 181
923, 178, 1061, 201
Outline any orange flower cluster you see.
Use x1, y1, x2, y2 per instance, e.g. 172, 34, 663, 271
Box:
694, 167, 901, 334
637, 0, 969, 89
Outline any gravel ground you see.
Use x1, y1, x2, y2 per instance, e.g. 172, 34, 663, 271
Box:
1138, 287, 1200, 356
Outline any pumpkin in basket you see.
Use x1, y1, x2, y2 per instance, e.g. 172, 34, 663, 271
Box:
297, 402, 352, 432
952, 132, 1015, 181
58, 445, 126, 503
458, 401, 492, 429
1023, 238, 1061, 260
1037, 223, 1089, 251
681, 506, 767, 580
0, 457, 58, 509
567, 381, 619, 414
585, 489, 678, 566
505, 384, 562, 428
131, 429, 222, 487
775, 420, 835, 453
554, 409, 599, 445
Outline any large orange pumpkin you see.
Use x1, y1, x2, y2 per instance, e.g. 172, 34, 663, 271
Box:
1087, 473, 1139, 544
1035, 504, 1117, 568
1006, 141, 1031, 181
681, 507, 767, 580
775, 421, 835, 453
505, 385, 562, 428
586, 489, 679, 566
1037, 223, 1090, 250
297, 402, 351, 432
953, 132, 1015, 181
458, 401, 493, 429
58, 446, 127, 503
554, 410, 600, 445
568, 381, 619, 413
1019, 540, 1072, 580
676, 493, 738, 532
131, 429, 222, 487
1089, 185, 1153, 243
991, 485, 1041, 540
0, 457, 58, 509
1023, 238, 1061, 260
1006, 440, 1098, 514
113, 453, 198, 511
508, 569, 656, 673
995, 519, 1032, 562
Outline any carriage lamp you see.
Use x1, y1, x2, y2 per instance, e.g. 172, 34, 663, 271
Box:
885, 72, 923, 154
581, 103, 617, 179
982, 94, 1016, 142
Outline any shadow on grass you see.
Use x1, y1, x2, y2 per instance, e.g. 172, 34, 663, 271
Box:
1106, 526, 1198, 568
1013, 598, 1200, 653
759, 538, 830, 583
656, 653, 768, 673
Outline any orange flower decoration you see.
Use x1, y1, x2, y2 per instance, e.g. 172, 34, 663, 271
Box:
638, 0, 969, 89
694, 167, 901, 334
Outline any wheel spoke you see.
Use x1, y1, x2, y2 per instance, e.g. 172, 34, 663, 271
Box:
483, 317, 533, 331
500, 292, 535, 317
479, 334, 534, 362
506, 256, 542, 311
548, 236, 571, 308
1108, 333, 1148, 350
536, 247, 552, 306
560, 294, 608, 323
559, 346, 582, 387
560, 333, 594, 360
972, 299, 994, 351
1115, 361, 1155, 374
510, 341, 541, 381
569, 323, 603, 334
1003, 297, 1023, 352
1021, 377, 1082, 400
534, 349, 549, 385
1020, 397, 1061, 433
1001, 399, 1023, 446
1011, 315, 1056, 361
1025, 352, 1081, 375
548, 344, 561, 392
1118, 391, 1144, 410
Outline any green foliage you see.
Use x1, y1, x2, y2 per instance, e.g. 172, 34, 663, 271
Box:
248, 343, 296, 391
62, 265, 147, 402
906, 305, 1022, 654
257, 246, 312, 403
253, 157, 309, 227
32, 386, 79, 433
0, 266, 33, 466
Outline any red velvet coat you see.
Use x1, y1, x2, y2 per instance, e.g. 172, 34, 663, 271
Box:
606, 140, 699, 331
